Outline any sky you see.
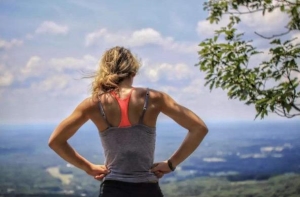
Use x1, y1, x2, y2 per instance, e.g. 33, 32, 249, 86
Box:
0, 0, 298, 124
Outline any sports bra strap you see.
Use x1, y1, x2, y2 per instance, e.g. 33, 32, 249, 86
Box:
98, 99, 111, 127
98, 88, 149, 127
139, 88, 150, 124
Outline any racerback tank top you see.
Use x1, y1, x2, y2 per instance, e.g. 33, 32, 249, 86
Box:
98, 88, 158, 183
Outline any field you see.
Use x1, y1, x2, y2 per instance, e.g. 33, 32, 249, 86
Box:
46, 167, 73, 185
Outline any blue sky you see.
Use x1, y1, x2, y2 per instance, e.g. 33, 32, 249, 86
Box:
0, 0, 298, 124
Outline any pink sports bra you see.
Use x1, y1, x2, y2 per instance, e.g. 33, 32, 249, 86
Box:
110, 88, 134, 127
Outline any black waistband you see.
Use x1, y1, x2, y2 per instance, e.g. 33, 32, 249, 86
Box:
102, 179, 158, 186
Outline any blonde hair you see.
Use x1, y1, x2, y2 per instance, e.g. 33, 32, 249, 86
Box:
91, 46, 140, 95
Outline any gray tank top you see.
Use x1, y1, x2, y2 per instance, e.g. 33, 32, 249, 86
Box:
98, 88, 158, 183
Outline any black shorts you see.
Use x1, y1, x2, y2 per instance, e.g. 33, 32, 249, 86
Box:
99, 180, 164, 197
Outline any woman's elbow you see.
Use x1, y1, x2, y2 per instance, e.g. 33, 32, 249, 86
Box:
48, 137, 61, 150
198, 126, 208, 137
189, 124, 208, 136
48, 139, 56, 149
198, 122, 209, 135
203, 125, 209, 134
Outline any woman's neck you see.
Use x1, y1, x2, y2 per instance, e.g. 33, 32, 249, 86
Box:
117, 78, 133, 92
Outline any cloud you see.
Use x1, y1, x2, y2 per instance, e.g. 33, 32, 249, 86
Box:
0, 65, 14, 87
0, 54, 97, 123
13, 55, 97, 97
0, 38, 23, 50
30, 74, 70, 92
85, 28, 197, 53
19, 55, 98, 81
130, 28, 165, 47
49, 55, 98, 72
35, 21, 69, 35
85, 29, 108, 47
21, 56, 43, 78
25, 34, 34, 40
139, 62, 194, 83
85, 28, 164, 47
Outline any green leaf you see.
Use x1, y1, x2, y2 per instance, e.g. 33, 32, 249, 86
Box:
256, 98, 269, 104
209, 80, 215, 90
270, 39, 281, 45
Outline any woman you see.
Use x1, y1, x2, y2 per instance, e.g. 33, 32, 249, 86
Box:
48, 46, 208, 197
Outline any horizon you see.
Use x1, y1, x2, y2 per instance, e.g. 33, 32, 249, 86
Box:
0, 118, 299, 125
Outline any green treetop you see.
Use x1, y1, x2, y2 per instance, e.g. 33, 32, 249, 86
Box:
197, 0, 300, 119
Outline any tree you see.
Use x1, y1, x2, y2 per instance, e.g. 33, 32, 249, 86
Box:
197, 0, 300, 119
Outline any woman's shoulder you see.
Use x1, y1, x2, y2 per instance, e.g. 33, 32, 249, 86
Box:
133, 87, 174, 108
133, 87, 165, 99
75, 95, 100, 112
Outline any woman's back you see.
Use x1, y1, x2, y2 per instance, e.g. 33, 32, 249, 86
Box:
86, 87, 162, 183
88, 87, 162, 133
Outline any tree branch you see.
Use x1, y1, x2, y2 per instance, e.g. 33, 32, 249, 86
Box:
274, 110, 288, 117
291, 69, 300, 73
221, 2, 294, 16
226, 8, 264, 15
281, 0, 300, 6
287, 113, 300, 118
274, 106, 300, 118
254, 30, 291, 39
275, 105, 285, 114
292, 103, 300, 112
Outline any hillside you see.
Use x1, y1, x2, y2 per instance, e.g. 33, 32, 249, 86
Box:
1, 174, 299, 197
161, 173, 300, 197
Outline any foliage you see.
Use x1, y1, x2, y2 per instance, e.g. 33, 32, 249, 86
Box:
1, 163, 300, 197
161, 173, 300, 197
197, 0, 300, 119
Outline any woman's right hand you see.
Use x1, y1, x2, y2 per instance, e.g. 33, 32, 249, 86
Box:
85, 164, 110, 181
150, 161, 173, 178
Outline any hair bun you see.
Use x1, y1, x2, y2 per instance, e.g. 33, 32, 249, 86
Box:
91, 46, 141, 94
106, 73, 119, 83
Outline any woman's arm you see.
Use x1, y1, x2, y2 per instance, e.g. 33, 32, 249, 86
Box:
151, 92, 208, 176
48, 99, 109, 179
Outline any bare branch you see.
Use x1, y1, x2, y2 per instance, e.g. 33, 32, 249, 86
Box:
281, 0, 300, 6
254, 30, 291, 39
275, 105, 285, 114
287, 113, 300, 118
274, 107, 300, 118
292, 103, 300, 112
282, 104, 288, 116
274, 110, 288, 117
222, 1, 297, 16
224, 4, 282, 15
225, 9, 262, 15
291, 69, 300, 73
